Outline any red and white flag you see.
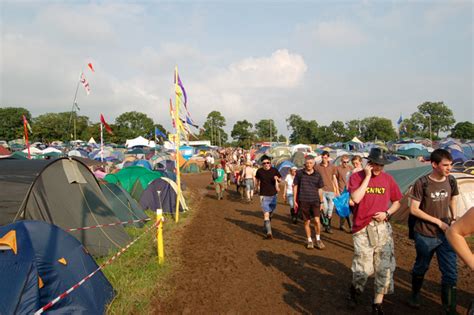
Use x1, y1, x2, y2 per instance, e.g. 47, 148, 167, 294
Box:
80, 73, 91, 95
88, 62, 95, 72
100, 114, 113, 135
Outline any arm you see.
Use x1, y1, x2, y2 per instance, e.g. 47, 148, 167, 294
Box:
283, 180, 288, 200
350, 165, 372, 204
293, 184, 298, 209
449, 195, 457, 220
318, 188, 324, 209
446, 207, 474, 270
373, 200, 401, 222
332, 174, 340, 196
410, 199, 449, 232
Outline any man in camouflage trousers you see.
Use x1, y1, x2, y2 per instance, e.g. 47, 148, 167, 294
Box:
347, 148, 402, 315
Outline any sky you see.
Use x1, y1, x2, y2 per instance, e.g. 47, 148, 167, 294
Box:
1, 0, 473, 139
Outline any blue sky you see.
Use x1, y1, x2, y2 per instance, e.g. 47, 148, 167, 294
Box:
1, 1, 472, 138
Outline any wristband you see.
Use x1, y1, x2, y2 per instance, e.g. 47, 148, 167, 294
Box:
385, 211, 391, 221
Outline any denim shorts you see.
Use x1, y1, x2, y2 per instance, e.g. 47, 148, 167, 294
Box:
244, 178, 254, 191
286, 193, 294, 208
260, 195, 277, 213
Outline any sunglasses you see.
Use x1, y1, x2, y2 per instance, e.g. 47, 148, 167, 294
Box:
262, 162, 271, 165
342, 161, 349, 164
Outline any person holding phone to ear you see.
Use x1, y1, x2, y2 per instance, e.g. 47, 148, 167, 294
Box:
347, 148, 402, 314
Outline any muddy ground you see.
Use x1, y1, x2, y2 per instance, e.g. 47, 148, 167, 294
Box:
154, 172, 473, 314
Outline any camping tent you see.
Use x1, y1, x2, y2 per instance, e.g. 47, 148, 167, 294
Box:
181, 161, 201, 173
139, 178, 186, 214
277, 160, 295, 179
100, 182, 148, 227
0, 220, 114, 314
104, 166, 162, 194
451, 173, 474, 218
0, 158, 130, 256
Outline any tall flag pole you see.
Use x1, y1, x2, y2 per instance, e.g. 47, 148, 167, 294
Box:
174, 66, 182, 223
22, 115, 32, 159
99, 114, 112, 163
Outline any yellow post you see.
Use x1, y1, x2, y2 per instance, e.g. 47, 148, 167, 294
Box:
156, 204, 164, 265
174, 66, 182, 223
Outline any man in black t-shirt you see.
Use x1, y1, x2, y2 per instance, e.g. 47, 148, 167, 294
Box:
293, 157, 325, 249
408, 149, 459, 313
255, 155, 281, 239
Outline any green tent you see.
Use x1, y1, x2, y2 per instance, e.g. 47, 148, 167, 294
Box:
104, 166, 162, 193
395, 148, 430, 158
181, 161, 201, 173
0, 158, 130, 256
100, 182, 149, 227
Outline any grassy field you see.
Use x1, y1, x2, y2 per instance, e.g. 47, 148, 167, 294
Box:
97, 210, 189, 314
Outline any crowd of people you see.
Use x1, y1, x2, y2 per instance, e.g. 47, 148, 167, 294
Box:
208, 147, 473, 315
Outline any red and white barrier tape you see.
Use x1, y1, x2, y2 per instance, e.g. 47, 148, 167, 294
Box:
34, 218, 161, 315
66, 218, 151, 232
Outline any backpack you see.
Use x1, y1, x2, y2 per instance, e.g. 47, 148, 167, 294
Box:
408, 174, 457, 240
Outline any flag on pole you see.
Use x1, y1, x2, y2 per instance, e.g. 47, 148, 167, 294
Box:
22, 115, 32, 133
80, 73, 91, 95
397, 114, 403, 125
100, 114, 113, 134
155, 127, 166, 138
174, 71, 188, 109
88, 63, 95, 72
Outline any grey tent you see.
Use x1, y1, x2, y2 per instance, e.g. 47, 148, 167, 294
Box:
139, 178, 186, 214
100, 182, 149, 227
0, 157, 130, 256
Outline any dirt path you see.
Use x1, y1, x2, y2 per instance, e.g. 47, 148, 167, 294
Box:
154, 173, 473, 314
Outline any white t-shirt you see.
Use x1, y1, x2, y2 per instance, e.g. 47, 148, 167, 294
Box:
285, 174, 294, 195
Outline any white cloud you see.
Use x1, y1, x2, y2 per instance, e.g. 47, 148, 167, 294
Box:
298, 20, 368, 47
224, 49, 307, 89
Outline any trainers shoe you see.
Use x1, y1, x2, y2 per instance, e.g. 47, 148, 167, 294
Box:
316, 240, 325, 250
325, 226, 334, 234
306, 241, 314, 249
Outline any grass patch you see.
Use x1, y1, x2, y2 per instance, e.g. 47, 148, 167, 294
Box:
97, 211, 189, 315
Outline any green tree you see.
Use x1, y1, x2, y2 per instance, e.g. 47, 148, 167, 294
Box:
255, 119, 278, 142
417, 101, 456, 137
450, 121, 474, 139
360, 117, 397, 141
231, 120, 254, 148
316, 125, 337, 144
0, 107, 32, 140
329, 120, 346, 141
345, 120, 361, 140
277, 134, 287, 143
286, 114, 319, 144
33, 112, 89, 142
202, 111, 228, 146
115, 111, 155, 142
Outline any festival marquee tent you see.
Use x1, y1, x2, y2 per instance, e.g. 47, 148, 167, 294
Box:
0, 220, 114, 314
0, 158, 130, 256
125, 136, 156, 148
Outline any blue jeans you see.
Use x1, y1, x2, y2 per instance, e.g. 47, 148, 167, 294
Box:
322, 191, 335, 217
260, 195, 277, 213
412, 232, 457, 285
286, 193, 294, 209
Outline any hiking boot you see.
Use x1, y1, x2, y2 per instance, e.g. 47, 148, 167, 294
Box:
372, 303, 384, 315
348, 285, 361, 309
266, 232, 273, 239
315, 240, 325, 250
442, 284, 458, 315
408, 274, 424, 309
306, 241, 314, 249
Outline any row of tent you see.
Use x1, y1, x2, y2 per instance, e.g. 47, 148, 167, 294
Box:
0, 156, 192, 313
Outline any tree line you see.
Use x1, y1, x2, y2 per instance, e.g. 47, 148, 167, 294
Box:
0, 101, 472, 146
